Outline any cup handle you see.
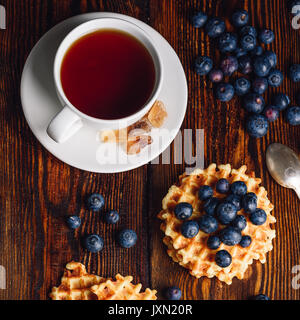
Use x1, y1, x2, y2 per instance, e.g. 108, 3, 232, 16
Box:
47, 106, 83, 143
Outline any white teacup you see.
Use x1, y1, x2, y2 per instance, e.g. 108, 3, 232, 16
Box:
47, 17, 163, 143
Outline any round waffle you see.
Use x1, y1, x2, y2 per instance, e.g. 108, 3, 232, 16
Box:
50, 262, 157, 300
158, 164, 276, 285
90, 274, 157, 300
50, 262, 104, 300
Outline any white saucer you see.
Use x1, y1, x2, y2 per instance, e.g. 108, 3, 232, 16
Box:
21, 12, 188, 173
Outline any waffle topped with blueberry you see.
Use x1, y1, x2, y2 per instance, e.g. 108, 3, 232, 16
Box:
158, 164, 276, 285
50, 262, 157, 300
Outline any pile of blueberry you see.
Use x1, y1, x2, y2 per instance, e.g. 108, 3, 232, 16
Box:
66, 193, 137, 252
174, 179, 267, 268
192, 9, 300, 138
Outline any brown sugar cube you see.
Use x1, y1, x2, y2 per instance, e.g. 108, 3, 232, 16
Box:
148, 101, 168, 128
127, 135, 153, 155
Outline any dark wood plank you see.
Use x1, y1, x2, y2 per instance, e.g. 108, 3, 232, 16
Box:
149, 0, 300, 300
0, 0, 151, 300
0, 0, 299, 300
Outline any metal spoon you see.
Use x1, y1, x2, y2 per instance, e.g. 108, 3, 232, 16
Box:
266, 143, 300, 200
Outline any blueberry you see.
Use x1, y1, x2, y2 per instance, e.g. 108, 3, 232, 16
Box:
231, 214, 247, 231
252, 77, 268, 95
209, 69, 223, 83
232, 10, 249, 27
235, 47, 247, 58
87, 193, 105, 211
263, 105, 280, 122
246, 115, 269, 138
249, 46, 263, 57
192, 11, 208, 28
165, 286, 182, 300
291, 1, 300, 15
215, 250, 232, 268
263, 50, 277, 68
250, 208, 267, 225
195, 56, 213, 75
216, 202, 237, 225
240, 34, 256, 51
83, 234, 104, 253
234, 77, 251, 96
205, 17, 226, 38
104, 210, 120, 224
286, 106, 300, 125
273, 93, 290, 111
207, 235, 221, 250
253, 56, 271, 77
181, 220, 199, 238
297, 92, 300, 105
244, 93, 265, 114
215, 83, 235, 102
219, 226, 242, 246
203, 197, 220, 216
242, 192, 258, 213
225, 195, 242, 211
198, 214, 219, 234
218, 32, 238, 53
174, 202, 193, 220
259, 29, 275, 44
289, 64, 300, 82
66, 216, 81, 229
216, 178, 230, 194
231, 181, 248, 196
238, 55, 253, 74
267, 69, 283, 87
220, 56, 238, 76
240, 26, 257, 37
118, 229, 137, 248
239, 235, 252, 248
253, 294, 270, 300
198, 185, 214, 201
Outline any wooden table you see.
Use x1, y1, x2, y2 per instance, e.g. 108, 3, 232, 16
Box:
0, 0, 299, 300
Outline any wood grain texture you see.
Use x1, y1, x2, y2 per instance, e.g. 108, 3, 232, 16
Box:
0, 0, 299, 300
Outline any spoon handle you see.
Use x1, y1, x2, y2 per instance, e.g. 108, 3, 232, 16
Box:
294, 186, 300, 200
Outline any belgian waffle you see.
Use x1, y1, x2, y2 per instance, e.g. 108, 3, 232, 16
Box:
50, 262, 157, 300
91, 274, 157, 300
49, 262, 104, 300
158, 164, 276, 285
